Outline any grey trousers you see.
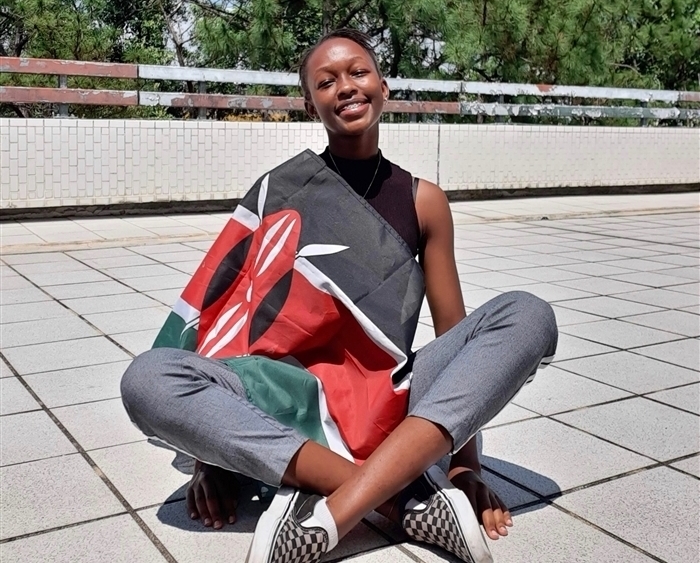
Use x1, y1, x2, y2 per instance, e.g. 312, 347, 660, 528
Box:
121, 291, 557, 486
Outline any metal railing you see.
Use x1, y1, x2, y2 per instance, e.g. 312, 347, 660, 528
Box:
1, 57, 699, 121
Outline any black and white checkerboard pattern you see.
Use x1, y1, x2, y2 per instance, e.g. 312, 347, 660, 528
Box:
271, 517, 328, 563
403, 494, 474, 563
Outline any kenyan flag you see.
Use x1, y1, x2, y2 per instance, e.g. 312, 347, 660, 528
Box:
153, 150, 424, 462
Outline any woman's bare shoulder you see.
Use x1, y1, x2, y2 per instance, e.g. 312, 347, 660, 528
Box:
414, 178, 452, 236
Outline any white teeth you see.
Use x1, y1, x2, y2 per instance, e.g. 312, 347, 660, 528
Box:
343, 103, 362, 110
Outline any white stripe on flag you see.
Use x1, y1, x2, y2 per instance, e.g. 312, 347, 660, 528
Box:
316, 378, 354, 461
294, 257, 406, 365
198, 303, 242, 352
257, 174, 269, 219
205, 312, 249, 358
232, 204, 261, 231
255, 215, 289, 267
173, 297, 200, 325
258, 218, 297, 276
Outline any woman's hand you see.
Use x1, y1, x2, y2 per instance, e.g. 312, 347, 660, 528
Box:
449, 467, 513, 540
186, 460, 241, 529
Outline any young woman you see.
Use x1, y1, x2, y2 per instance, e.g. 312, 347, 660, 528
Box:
121, 29, 557, 563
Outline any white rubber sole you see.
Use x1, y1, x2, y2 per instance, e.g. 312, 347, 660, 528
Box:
246, 487, 298, 563
425, 465, 494, 563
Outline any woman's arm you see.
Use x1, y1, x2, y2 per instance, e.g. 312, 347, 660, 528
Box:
415, 179, 513, 539
415, 179, 466, 336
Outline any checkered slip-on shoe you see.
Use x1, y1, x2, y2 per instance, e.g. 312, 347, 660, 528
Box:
401, 465, 493, 563
246, 487, 338, 563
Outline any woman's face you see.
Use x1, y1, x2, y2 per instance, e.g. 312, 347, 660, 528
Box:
305, 38, 388, 138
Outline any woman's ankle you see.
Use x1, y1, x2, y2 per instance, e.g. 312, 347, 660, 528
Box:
281, 440, 357, 496
376, 494, 402, 523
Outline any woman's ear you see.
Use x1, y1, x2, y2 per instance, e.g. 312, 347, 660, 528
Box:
305, 99, 319, 120
381, 78, 390, 103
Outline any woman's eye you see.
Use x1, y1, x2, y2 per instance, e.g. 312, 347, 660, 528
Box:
353, 70, 368, 77
318, 80, 333, 89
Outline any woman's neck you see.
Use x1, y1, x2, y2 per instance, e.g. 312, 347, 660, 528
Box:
327, 126, 380, 160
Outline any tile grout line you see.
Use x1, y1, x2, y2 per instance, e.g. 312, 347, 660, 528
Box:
1, 263, 139, 359
556, 329, 691, 356
553, 301, 687, 319
482, 464, 676, 563
637, 392, 699, 418
63, 248, 194, 306
0, 232, 217, 257
0, 512, 131, 545
0, 358, 130, 379
528, 220, 700, 251
3, 205, 696, 255
546, 280, 698, 302
484, 412, 700, 494
455, 270, 696, 312
355, 519, 429, 563
539, 414, 697, 470
0, 439, 149, 469
547, 503, 671, 563
520, 366, 700, 420
394, 544, 431, 563
624, 346, 699, 373
1, 392, 124, 415
455, 247, 695, 274
0, 350, 179, 562
482, 458, 659, 501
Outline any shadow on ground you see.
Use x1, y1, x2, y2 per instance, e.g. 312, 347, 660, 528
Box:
156, 483, 264, 533
155, 458, 558, 533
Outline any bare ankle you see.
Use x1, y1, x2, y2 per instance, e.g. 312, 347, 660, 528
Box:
281, 441, 358, 496
376, 495, 402, 523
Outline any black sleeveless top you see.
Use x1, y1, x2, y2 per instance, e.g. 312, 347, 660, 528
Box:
319, 148, 421, 257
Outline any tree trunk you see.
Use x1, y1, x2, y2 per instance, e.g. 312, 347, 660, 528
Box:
11, 104, 32, 118
322, 0, 333, 35
389, 29, 402, 78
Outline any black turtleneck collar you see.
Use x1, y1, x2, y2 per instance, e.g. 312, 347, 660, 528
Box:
319, 147, 391, 199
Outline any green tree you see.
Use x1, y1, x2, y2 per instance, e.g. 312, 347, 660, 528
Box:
618, 0, 700, 91
0, 0, 176, 117
1, 0, 697, 120
187, 0, 699, 89
1, 0, 116, 60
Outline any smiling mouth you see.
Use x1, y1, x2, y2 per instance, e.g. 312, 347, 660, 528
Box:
337, 100, 369, 114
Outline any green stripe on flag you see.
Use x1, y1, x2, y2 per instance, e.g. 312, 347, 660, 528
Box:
152, 312, 198, 350
222, 356, 329, 448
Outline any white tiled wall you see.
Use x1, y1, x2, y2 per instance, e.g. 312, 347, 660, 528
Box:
438, 125, 699, 191
1, 119, 697, 209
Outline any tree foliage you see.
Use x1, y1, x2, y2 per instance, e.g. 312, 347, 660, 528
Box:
181, 0, 699, 90
1, 0, 698, 118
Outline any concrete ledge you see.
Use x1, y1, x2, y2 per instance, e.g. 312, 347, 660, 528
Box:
1, 184, 697, 221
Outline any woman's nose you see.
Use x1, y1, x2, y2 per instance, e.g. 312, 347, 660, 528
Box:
336, 74, 357, 97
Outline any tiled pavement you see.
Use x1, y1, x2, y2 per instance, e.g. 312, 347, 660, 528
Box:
1, 192, 698, 563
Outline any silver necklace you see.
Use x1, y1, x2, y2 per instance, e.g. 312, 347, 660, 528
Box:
328, 151, 382, 199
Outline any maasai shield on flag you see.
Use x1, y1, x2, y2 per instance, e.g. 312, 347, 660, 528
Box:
153, 150, 425, 463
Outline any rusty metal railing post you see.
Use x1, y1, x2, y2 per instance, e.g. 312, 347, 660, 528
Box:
57, 74, 68, 117
496, 95, 505, 123
198, 81, 207, 119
